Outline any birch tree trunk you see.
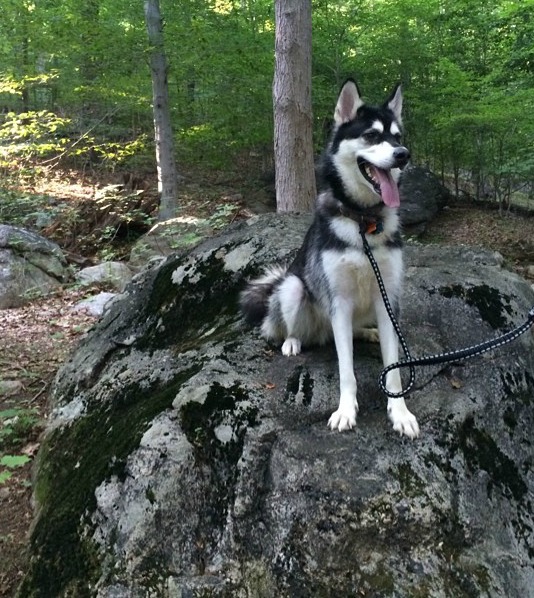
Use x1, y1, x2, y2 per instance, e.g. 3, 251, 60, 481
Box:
273, 0, 316, 213
144, 0, 178, 222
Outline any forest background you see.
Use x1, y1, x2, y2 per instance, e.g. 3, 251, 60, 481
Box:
1, 0, 534, 220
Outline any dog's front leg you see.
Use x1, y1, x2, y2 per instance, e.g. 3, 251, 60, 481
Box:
328, 299, 358, 431
375, 299, 419, 438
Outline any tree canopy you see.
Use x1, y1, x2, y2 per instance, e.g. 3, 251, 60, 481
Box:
0, 0, 533, 208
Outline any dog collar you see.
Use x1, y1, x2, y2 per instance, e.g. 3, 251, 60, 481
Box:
364, 219, 384, 235
338, 205, 384, 235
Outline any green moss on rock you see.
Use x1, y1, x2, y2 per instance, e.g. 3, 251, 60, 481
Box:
437, 284, 514, 329
19, 368, 200, 597
394, 462, 427, 498
139, 249, 244, 351
178, 382, 259, 571
458, 416, 527, 502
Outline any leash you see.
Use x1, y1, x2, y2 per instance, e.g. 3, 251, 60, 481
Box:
360, 230, 534, 398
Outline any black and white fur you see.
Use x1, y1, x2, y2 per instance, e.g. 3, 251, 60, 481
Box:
240, 79, 419, 438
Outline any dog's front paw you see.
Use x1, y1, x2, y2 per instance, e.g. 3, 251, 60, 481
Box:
388, 401, 419, 439
281, 337, 302, 356
328, 402, 358, 432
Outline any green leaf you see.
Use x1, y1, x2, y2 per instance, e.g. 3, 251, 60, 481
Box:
0, 409, 23, 419
0, 471, 12, 484
0, 455, 31, 468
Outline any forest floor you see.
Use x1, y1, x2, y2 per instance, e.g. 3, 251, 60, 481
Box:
1, 169, 534, 596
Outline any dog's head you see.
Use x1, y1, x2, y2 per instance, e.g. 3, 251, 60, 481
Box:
330, 79, 410, 208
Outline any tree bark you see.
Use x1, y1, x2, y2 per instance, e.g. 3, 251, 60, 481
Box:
144, 0, 178, 221
273, 0, 316, 213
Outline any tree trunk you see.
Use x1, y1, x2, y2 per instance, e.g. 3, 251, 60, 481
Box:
273, 0, 316, 213
144, 0, 178, 222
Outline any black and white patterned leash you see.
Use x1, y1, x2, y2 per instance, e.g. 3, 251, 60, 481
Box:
361, 232, 534, 398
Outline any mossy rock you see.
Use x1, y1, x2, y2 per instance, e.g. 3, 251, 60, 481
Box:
21, 214, 534, 597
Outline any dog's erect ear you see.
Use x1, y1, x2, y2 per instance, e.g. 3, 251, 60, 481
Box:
386, 83, 403, 123
334, 79, 364, 126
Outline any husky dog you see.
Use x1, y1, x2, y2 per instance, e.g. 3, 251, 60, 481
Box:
240, 79, 419, 438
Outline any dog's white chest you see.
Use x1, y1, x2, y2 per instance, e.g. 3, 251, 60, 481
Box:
322, 249, 374, 302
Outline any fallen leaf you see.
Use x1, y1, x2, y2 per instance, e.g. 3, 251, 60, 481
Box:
21, 443, 40, 457
449, 377, 463, 389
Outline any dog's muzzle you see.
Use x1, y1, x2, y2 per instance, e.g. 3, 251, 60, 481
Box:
393, 146, 410, 169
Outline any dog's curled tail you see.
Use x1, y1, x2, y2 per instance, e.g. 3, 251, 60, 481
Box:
239, 266, 287, 326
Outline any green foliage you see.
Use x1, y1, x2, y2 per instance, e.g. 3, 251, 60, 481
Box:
0, 110, 69, 143
0, 454, 31, 484
0, 0, 532, 204
0, 407, 38, 485
1, 455, 31, 467
140, 201, 241, 256
0, 189, 61, 227
93, 183, 155, 259
0, 108, 152, 174
0, 110, 70, 173
0, 407, 40, 449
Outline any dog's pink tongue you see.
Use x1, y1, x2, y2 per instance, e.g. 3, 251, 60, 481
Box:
373, 167, 400, 208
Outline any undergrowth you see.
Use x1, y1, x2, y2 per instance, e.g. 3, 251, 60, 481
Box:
0, 407, 40, 484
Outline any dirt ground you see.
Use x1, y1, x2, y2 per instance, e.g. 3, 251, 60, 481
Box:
0, 192, 533, 596
0, 289, 96, 596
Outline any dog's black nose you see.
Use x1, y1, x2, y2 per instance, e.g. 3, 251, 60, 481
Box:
393, 146, 410, 167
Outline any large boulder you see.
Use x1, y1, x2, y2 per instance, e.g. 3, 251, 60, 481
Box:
0, 225, 70, 308
399, 165, 450, 233
21, 214, 534, 597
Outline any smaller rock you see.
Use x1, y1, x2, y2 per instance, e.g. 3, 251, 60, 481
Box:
0, 379, 23, 397
0, 225, 70, 308
34, 211, 56, 229
526, 265, 534, 279
75, 262, 132, 292
72, 292, 117, 317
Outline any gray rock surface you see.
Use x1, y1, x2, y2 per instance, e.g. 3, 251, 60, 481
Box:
71, 291, 118, 317
0, 225, 69, 308
75, 261, 133, 292
22, 214, 534, 597
399, 164, 450, 233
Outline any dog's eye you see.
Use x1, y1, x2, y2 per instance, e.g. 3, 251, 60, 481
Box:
364, 131, 379, 142
394, 133, 402, 142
